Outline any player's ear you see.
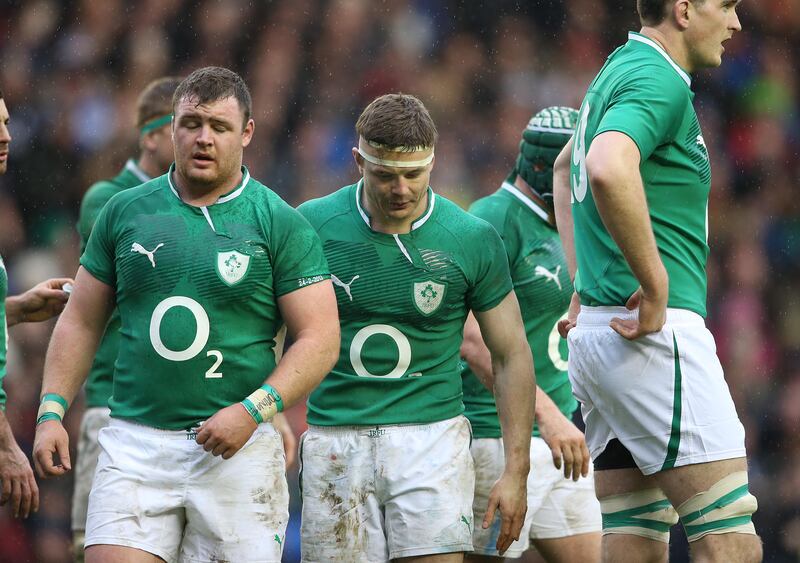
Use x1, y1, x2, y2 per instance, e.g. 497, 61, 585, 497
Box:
673, 0, 691, 30
352, 147, 365, 175
241, 118, 255, 148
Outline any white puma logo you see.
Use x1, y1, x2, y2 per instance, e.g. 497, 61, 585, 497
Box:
131, 242, 164, 268
534, 265, 562, 290
331, 274, 360, 301
696, 134, 708, 159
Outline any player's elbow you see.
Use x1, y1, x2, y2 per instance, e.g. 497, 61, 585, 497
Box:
585, 152, 619, 194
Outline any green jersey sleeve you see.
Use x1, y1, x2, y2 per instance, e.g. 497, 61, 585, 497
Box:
269, 199, 330, 296
595, 67, 687, 160
466, 222, 513, 312
78, 181, 119, 252
80, 196, 119, 286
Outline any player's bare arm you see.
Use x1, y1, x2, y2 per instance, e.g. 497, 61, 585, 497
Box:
5, 277, 73, 326
460, 312, 494, 390
33, 267, 114, 478
0, 411, 39, 518
462, 308, 588, 481
535, 389, 589, 482
585, 131, 668, 339
553, 139, 581, 337
195, 279, 339, 459
474, 291, 534, 554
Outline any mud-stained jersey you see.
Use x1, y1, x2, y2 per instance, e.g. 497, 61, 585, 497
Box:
299, 181, 512, 426
80, 165, 329, 429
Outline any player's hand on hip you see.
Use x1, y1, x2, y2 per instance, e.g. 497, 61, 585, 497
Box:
483, 470, 527, 555
32, 420, 71, 479
609, 285, 667, 340
196, 403, 258, 459
0, 440, 40, 518
538, 409, 590, 481
558, 291, 581, 338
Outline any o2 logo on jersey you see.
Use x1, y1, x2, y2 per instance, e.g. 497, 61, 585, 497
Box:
350, 324, 411, 378
571, 101, 591, 203
149, 296, 223, 378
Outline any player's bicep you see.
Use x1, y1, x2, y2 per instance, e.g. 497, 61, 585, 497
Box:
277, 280, 339, 344
585, 131, 642, 192
60, 266, 115, 335
473, 291, 527, 363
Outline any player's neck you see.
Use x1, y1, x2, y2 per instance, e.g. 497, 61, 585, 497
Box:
136, 153, 164, 180
639, 26, 694, 73
514, 176, 555, 227
171, 167, 244, 207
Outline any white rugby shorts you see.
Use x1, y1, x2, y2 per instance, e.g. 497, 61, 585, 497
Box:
300, 415, 474, 562
71, 407, 111, 533
567, 306, 747, 475
85, 418, 288, 562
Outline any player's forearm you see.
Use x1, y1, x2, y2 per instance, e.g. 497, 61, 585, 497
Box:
4, 296, 25, 327
534, 386, 562, 424
264, 322, 339, 409
553, 139, 577, 280
0, 410, 17, 447
41, 312, 104, 405
587, 151, 667, 295
493, 342, 535, 475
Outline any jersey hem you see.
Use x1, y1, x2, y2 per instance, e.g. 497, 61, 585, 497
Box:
306, 407, 464, 427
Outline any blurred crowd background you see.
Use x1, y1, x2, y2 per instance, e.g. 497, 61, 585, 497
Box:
0, 0, 797, 561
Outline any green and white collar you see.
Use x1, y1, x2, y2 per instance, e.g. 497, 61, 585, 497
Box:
354, 179, 436, 264
167, 164, 251, 232
125, 159, 151, 183
629, 32, 691, 87
501, 181, 550, 222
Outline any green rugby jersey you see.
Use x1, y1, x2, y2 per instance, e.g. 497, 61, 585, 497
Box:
78, 159, 150, 408
570, 32, 711, 317
462, 184, 577, 438
80, 166, 329, 429
0, 257, 7, 409
299, 181, 513, 426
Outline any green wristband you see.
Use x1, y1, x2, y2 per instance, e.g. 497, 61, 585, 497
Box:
37, 393, 69, 425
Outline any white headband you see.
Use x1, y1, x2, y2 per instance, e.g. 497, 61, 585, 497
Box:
356, 138, 434, 168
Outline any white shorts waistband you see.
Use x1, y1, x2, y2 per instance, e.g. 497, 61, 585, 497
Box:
108, 417, 273, 439
577, 306, 706, 328
307, 415, 465, 437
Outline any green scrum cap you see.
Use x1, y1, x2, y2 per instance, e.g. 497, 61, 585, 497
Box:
507, 106, 579, 206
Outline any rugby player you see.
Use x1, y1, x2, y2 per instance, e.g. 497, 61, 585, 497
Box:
33, 67, 339, 563
553, 1, 761, 561
298, 93, 535, 563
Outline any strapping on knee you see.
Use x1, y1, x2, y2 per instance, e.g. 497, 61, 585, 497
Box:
600, 488, 679, 543
676, 471, 758, 543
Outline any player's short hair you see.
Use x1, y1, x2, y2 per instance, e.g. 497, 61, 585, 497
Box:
136, 76, 182, 129
172, 67, 252, 127
356, 94, 438, 150
637, 0, 705, 25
